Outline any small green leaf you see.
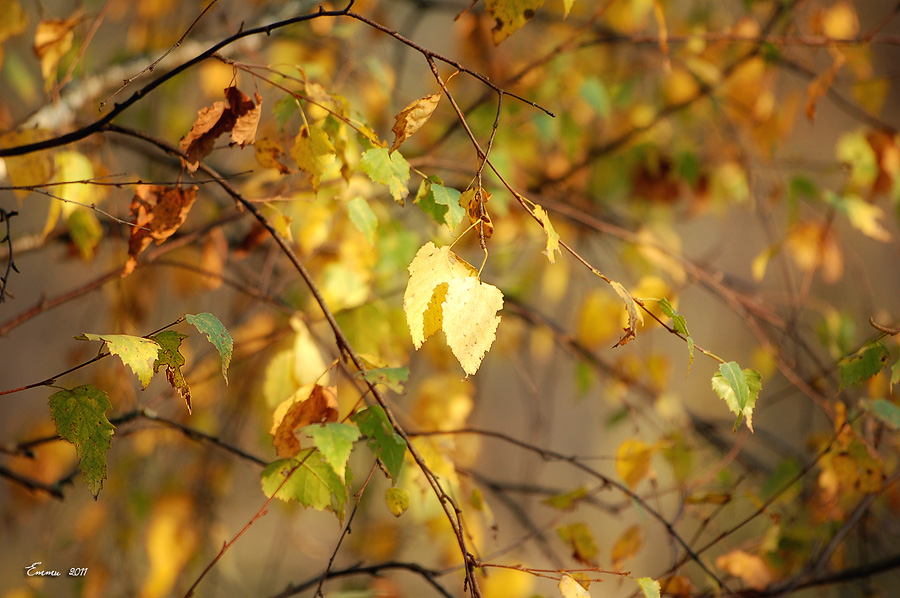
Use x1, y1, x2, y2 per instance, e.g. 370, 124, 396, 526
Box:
351, 405, 406, 481
712, 363, 762, 432
414, 176, 464, 231
385, 486, 410, 517
580, 77, 610, 119
346, 196, 377, 245
360, 147, 410, 204
75, 333, 160, 388
150, 330, 191, 412
861, 398, 900, 430
658, 298, 693, 372
49, 385, 115, 498
261, 450, 349, 521
360, 367, 409, 394
838, 340, 889, 389
185, 313, 233, 384
304, 423, 361, 482
892, 358, 900, 391
635, 577, 661, 598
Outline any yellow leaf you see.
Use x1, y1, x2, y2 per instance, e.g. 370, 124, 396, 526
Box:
577, 289, 630, 347
715, 550, 772, 590
611, 524, 643, 568
481, 567, 535, 598
255, 137, 291, 174
385, 487, 410, 517
785, 221, 843, 283
821, 1, 859, 40
403, 242, 477, 348
413, 375, 473, 431
0, 128, 56, 199
561, 0, 575, 18
390, 92, 441, 153
140, 495, 198, 598
442, 275, 504, 376
842, 194, 891, 242
609, 280, 644, 347
485, 0, 545, 44
33, 12, 80, 90
558, 574, 591, 598
616, 438, 656, 489
533, 205, 561, 263
291, 123, 336, 192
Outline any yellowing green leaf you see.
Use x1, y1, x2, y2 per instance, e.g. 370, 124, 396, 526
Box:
305, 423, 360, 482
415, 176, 464, 231
150, 330, 190, 412
390, 92, 440, 153
558, 574, 591, 598
346, 196, 377, 245
658, 298, 694, 372
533, 205, 560, 263
48, 385, 115, 497
485, 0, 545, 44
635, 577, 661, 598
261, 449, 349, 521
76, 333, 160, 388
291, 124, 335, 192
360, 147, 410, 204
385, 486, 410, 517
557, 522, 598, 565
442, 275, 504, 376
360, 366, 409, 394
403, 242, 476, 348
838, 340, 889, 389
609, 280, 643, 347
616, 438, 656, 489
542, 486, 589, 510
711, 363, 762, 432
185, 312, 232, 384
67, 208, 102, 261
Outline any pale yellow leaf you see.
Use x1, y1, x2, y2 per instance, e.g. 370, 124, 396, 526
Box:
442, 276, 503, 376
843, 194, 891, 241
715, 550, 772, 590
390, 92, 441, 153
140, 494, 198, 598
561, 0, 575, 18
533, 205, 561, 263
291, 124, 336, 192
403, 242, 476, 348
558, 574, 591, 598
609, 280, 644, 347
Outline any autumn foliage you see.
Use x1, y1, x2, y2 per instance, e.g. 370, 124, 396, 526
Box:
2, 0, 900, 597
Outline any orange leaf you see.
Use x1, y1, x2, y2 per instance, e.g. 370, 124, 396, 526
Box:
124, 185, 198, 275
715, 550, 772, 590
390, 92, 441, 153
179, 85, 260, 172
273, 385, 339, 459
611, 524, 642, 569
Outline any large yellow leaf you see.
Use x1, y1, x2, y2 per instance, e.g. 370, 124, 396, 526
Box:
485, 0, 545, 44
442, 276, 503, 376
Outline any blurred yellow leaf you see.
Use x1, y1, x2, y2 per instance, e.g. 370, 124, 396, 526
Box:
616, 438, 657, 489
558, 574, 591, 598
715, 550, 772, 590
485, 0, 545, 44
140, 494, 198, 598
611, 524, 642, 568
785, 221, 843, 283
557, 522, 598, 565
576, 289, 623, 347
33, 12, 81, 90
413, 375, 473, 431
481, 567, 536, 598
0, 128, 56, 199
820, 1, 859, 40
533, 205, 561, 263
841, 194, 891, 242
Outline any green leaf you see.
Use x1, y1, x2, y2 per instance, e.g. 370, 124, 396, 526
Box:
351, 405, 406, 481
150, 330, 191, 412
635, 577, 661, 598
838, 340, 889, 389
658, 298, 693, 372
861, 398, 900, 430
48, 385, 115, 498
273, 94, 298, 129
580, 77, 610, 119
385, 486, 410, 517
75, 333, 160, 388
304, 423, 361, 482
261, 450, 349, 521
360, 367, 409, 394
414, 176, 464, 231
712, 363, 762, 432
346, 196, 377, 245
185, 313, 233, 384
892, 358, 900, 391
291, 123, 336, 192
360, 147, 410, 204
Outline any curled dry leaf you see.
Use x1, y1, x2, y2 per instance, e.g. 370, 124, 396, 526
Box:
390, 92, 441, 153
459, 187, 494, 240
272, 384, 339, 459
124, 185, 198, 275
179, 86, 261, 173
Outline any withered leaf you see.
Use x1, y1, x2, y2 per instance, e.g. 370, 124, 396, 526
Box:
390, 92, 441, 153
459, 187, 494, 240
273, 385, 339, 459
124, 184, 198, 275
180, 85, 261, 173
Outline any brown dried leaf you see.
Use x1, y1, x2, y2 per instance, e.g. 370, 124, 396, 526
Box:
273, 385, 339, 459
124, 185, 198, 275
390, 92, 441, 153
179, 86, 260, 172
806, 51, 846, 122
459, 187, 493, 239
